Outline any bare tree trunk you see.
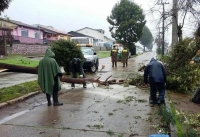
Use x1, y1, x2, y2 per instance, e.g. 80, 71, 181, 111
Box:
61, 76, 101, 84
0, 63, 124, 85
0, 63, 38, 74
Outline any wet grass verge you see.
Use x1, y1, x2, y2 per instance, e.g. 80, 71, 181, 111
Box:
97, 51, 110, 59
0, 80, 41, 103
169, 99, 200, 137
0, 55, 39, 67
157, 104, 175, 135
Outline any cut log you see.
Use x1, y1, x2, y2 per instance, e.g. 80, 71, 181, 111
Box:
61, 75, 125, 86
61, 76, 101, 84
0, 63, 125, 86
0, 63, 37, 74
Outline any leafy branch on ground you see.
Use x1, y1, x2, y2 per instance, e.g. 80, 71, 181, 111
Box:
116, 96, 135, 104
160, 38, 200, 93
106, 129, 115, 136
157, 105, 175, 134
126, 73, 148, 89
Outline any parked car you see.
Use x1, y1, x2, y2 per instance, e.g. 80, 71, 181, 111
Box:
80, 46, 99, 73
136, 49, 144, 54
136, 45, 144, 55
117, 51, 131, 61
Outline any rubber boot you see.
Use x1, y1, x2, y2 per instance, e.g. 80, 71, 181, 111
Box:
46, 93, 51, 106
53, 91, 63, 106
83, 83, 87, 88
71, 83, 75, 89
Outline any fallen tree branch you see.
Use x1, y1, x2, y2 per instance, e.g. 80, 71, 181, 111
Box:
61, 76, 101, 84
0, 63, 125, 86
0, 63, 38, 74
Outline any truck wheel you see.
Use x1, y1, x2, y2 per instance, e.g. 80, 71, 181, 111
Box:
90, 63, 97, 73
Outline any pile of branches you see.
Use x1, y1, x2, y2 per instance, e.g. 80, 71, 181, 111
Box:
126, 73, 148, 89
161, 38, 200, 93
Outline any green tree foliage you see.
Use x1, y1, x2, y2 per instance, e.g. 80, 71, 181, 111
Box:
156, 47, 162, 55
0, 0, 12, 13
107, 0, 146, 54
161, 38, 200, 93
50, 40, 84, 74
139, 25, 154, 50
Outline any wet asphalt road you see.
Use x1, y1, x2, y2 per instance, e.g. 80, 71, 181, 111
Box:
0, 51, 161, 137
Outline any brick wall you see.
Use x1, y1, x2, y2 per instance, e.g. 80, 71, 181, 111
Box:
7, 44, 49, 55
7, 44, 110, 55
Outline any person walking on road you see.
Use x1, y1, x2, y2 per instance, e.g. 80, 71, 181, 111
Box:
144, 58, 167, 105
121, 46, 129, 67
70, 58, 86, 88
38, 49, 63, 106
110, 45, 118, 67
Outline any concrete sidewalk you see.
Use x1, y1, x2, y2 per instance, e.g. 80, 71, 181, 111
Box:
0, 83, 161, 137
0, 52, 165, 137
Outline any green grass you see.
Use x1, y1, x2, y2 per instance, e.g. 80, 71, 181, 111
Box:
0, 80, 41, 103
106, 129, 115, 136
0, 55, 39, 67
97, 51, 110, 59
170, 101, 183, 137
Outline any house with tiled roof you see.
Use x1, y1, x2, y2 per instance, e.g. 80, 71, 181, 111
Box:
34, 24, 72, 44
0, 18, 44, 44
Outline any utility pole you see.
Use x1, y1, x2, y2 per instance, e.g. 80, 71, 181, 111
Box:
171, 0, 178, 48
159, 1, 169, 56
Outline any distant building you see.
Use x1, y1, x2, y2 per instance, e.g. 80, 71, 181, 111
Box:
0, 18, 44, 44
68, 31, 94, 46
76, 27, 105, 46
34, 24, 72, 44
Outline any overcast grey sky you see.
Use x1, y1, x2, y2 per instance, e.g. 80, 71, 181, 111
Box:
2, 0, 162, 40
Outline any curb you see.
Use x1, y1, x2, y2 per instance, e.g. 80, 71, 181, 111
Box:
165, 95, 177, 137
0, 91, 41, 109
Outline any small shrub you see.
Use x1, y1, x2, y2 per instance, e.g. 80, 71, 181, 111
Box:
182, 128, 200, 137
50, 40, 84, 74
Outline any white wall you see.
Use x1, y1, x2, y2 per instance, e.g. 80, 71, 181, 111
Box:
77, 28, 104, 42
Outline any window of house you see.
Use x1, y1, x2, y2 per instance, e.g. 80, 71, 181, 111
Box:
35, 32, 41, 39
21, 30, 28, 37
59, 35, 64, 39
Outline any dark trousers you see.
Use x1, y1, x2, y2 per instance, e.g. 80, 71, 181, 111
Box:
46, 79, 59, 103
112, 62, 117, 67
71, 70, 86, 87
123, 60, 128, 67
149, 82, 165, 101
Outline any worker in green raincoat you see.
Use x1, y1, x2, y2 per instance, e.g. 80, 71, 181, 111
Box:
121, 46, 129, 67
38, 49, 63, 106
